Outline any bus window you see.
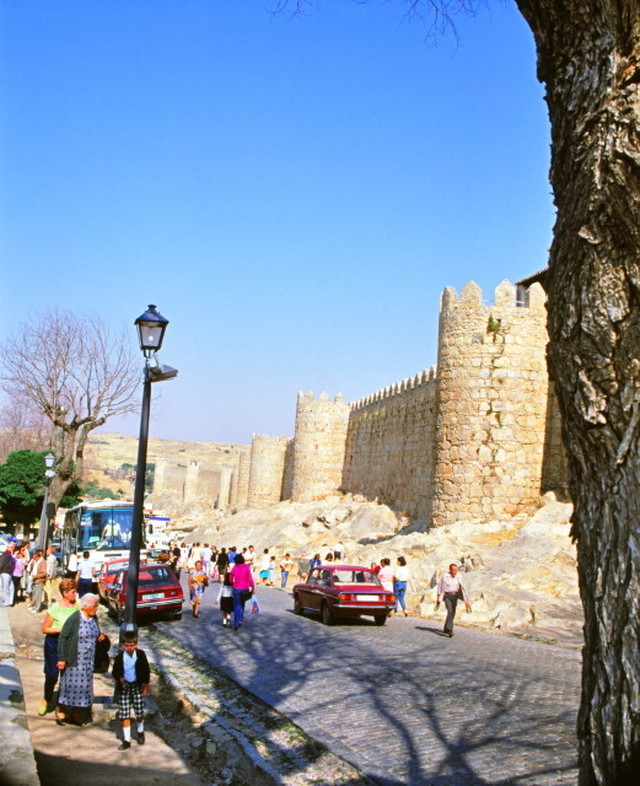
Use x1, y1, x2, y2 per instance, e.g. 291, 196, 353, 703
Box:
79, 507, 134, 550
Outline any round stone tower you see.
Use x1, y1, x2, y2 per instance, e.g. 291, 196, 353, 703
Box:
291, 392, 350, 502
247, 434, 288, 508
432, 279, 549, 526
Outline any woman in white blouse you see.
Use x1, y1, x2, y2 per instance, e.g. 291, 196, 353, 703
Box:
393, 556, 409, 616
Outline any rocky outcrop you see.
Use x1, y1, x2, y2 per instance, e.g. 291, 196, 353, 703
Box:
183, 492, 582, 646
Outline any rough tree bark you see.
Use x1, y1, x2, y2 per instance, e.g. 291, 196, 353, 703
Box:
515, 2, 640, 784
0, 310, 140, 513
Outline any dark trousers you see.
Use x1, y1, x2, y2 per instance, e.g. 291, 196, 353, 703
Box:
444, 592, 459, 634
78, 578, 93, 597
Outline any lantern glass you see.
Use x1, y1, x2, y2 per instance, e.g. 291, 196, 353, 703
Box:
44, 452, 55, 469
134, 305, 169, 354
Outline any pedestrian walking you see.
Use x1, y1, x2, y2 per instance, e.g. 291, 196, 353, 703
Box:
12, 544, 28, 604
39, 578, 80, 716
279, 553, 294, 589
216, 566, 234, 627
112, 634, 151, 750
259, 549, 270, 584
188, 559, 208, 618
75, 551, 96, 597
0, 543, 16, 606
378, 558, 394, 593
229, 554, 255, 631
216, 547, 228, 578
56, 592, 107, 726
45, 545, 59, 606
394, 556, 409, 616
436, 563, 472, 637
30, 549, 47, 612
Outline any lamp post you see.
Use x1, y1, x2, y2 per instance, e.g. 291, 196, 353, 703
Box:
121, 305, 177, 642
36, 452, 56, 552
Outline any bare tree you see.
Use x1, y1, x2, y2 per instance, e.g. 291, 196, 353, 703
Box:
0, 310, 140, 512
0, 397, 53, 462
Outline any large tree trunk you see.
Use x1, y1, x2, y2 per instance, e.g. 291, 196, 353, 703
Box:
516, 2, 640, 784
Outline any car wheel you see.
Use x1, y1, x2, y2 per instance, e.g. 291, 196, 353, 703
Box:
294, 594, 303, 615
374, 614, 387, 627
321, 602, 334, 626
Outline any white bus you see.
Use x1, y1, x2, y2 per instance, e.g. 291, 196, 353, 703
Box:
61, 500, 141, 572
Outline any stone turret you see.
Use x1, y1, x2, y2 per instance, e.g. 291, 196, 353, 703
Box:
432, 280, 549, 526
247, 434, 289, 508
290, 392, 350, 502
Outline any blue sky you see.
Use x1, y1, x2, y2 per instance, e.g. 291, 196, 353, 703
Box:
0, 0, 553, 446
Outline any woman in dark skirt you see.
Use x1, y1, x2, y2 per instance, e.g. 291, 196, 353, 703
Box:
39, 578, 80, 716
56, 592, 106, 726
218, 566, 234, 627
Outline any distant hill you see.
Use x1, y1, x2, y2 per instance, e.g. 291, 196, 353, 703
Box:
84, 432, 249, 497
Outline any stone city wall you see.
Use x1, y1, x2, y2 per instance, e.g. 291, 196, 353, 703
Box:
158, 278, 568, 528
243, 278, 568, 528
342, 369, 438, 523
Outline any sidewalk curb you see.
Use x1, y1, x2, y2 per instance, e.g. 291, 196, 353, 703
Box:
0, 606, 40, 786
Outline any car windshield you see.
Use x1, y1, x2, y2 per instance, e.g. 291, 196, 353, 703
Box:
332, 569, 381, 585
138, 566, 175, 587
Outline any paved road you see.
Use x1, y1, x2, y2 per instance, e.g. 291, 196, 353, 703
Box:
155, 586, 581, 786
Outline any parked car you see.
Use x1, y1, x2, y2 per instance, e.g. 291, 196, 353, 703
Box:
97, 558, 129, 603
106, 563, 183, 622
292, 565, 396, 626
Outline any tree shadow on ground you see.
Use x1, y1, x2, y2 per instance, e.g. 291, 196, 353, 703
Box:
150, 591, 579, 786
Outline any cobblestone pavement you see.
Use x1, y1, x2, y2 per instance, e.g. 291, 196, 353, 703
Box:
155, 586, 581, 786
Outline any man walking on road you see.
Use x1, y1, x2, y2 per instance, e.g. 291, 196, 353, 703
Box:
436, 563, 471, 637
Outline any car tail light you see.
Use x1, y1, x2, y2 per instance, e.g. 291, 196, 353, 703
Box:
339, 593, 353, 602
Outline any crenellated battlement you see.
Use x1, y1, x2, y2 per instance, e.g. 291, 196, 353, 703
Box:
351, 367, 437, 411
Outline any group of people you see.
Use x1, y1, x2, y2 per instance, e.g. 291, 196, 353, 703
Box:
38, 578, 150, 750
369, 556, 410, 616
180, 545, 268, 630
4, 532, 472, 753
1, 542, 61, 612
164, 542, 297, 630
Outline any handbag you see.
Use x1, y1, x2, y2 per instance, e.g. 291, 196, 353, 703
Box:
94, 634, 111, 674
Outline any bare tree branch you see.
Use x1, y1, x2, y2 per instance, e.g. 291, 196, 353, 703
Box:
0, 309, 140, 509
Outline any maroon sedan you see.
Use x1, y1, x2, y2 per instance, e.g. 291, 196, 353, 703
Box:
97, 558, 129, 603
106, 563, 184, 622
292, 565, 396, 626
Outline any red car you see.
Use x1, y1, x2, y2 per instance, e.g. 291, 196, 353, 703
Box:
292, 565, 396, 626
106, 563, 184, 622
97, 558, 129, 603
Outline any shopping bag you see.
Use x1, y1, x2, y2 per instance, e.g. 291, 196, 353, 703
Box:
251, 597, 261, 614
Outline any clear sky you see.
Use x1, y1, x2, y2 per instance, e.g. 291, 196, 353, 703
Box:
0, 0, 554, 446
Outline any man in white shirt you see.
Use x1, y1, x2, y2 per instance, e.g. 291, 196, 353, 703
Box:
45, 546, 59, 606
436, 563, 472, 637
75, 551, 96, 597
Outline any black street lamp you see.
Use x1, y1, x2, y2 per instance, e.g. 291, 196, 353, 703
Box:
36, 452, 56, 552
121, 305, 177, 643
